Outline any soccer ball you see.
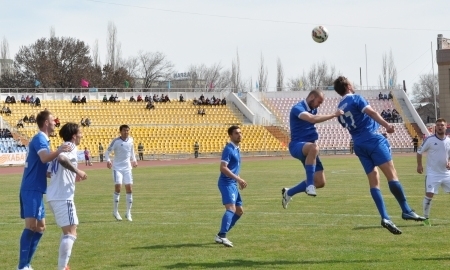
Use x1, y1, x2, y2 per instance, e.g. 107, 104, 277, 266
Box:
312, 26, 328, 43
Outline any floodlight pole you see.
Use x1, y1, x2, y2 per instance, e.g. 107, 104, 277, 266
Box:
431, 42, 438, 121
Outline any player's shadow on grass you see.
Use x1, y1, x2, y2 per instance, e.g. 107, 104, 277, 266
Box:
133, 243, 215, 250
413, 257, 450, 261
163, 259, 383, 269
352, 223, 425, 231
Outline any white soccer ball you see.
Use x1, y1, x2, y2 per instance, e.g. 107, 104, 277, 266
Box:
312, 26, 329, 43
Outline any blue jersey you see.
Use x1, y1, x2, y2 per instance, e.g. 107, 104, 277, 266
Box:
218, 142, 241, 185
337, 94, 380, 143
290, 100, 318, 143
20, 132, 50, 193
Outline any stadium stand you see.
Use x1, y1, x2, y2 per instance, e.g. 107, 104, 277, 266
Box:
2, 97, 286, 157
264, 95, 414, 150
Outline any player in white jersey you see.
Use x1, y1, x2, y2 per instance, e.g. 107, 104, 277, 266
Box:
105, 124, 138, 221
46, 123, 87, 270
417, 118, 450, 226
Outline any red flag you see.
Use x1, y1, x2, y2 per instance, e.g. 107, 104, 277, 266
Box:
80, 79, 89, 88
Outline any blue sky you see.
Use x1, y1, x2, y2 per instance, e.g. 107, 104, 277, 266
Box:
2, 0, 450, 91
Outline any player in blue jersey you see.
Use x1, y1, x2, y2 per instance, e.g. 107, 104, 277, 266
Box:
282, 90, 343, 208
333, 76, 425, 235
18, 110, 70, 270
215, 125, 247, 247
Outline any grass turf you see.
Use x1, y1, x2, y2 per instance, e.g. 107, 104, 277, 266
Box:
1, 154, 450, 269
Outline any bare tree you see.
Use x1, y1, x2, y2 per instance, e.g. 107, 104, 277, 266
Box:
288, 61, 338, 91
106, 21, 118, 71
412, 73, 438, 104
257, 53, 268, 92
115, 42, 123, 70
231, 49, 242, 92
92, 39, 100, 67
276, 57, 284, 91
1, 36, 10, 59
123, 56, 139, 79
187, 63, 231, 91
378, 50, 397, 89
50, 26, 55, 38
136, 51, 173, 88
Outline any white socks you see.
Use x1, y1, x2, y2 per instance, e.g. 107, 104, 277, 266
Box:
58, 234, 76, 270
126, 193, 133, 215
113, 192, 120, 213
423, 196, 432, 219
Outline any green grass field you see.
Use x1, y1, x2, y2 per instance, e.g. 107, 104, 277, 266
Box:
1, 155, 450, 269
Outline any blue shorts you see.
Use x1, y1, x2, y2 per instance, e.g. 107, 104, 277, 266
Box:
218, 184, 243, 206
289, 141, 324, 171
354, 134, 392, 174
20, 190, 46, 220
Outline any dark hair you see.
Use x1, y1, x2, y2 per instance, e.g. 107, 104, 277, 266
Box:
333, 76, 350, 96
59, 122, 80, 142
436, 118, 447, 124
36, 110, 52, 128
307, 89, 323, 99
119, 124, 130, 131
228, 125, 240, 136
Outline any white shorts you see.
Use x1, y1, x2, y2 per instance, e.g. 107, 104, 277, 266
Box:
48, 200, 78, 227
425, 175, 450, 194
113, 169, 133, 185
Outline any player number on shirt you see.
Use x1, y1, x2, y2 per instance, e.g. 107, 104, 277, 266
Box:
50, 159, 59, 174
339, 111, 357, 130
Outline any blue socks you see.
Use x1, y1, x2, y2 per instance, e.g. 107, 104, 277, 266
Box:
388, 180, 412, 213
18, 229, 34, 269
287, 180, 307, 197
370, 188, 389, 220
305, 165, 315, 186
218, 210, 235, 236
27, 231, 43, 265
229, 213, 241, 230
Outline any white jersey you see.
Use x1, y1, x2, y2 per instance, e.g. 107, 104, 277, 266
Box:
417, 135, 450, 177
105, 136, 136, 170
47, 142, 78, 201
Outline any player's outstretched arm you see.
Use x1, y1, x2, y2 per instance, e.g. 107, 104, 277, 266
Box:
364, 106, 394, 133
38, 144, 71, 163
300, 109, 344, 124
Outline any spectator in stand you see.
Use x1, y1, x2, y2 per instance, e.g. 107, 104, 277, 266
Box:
85, 118, 91, 127
30, 96, 35, 104
29, 114, 35, 123
179, 94, 184, 102
17, 119, 24, 128
80, 96, 87, 104
5, 96, 12, 103
200, 94, 205, 103
383, 93, 388, 101
80, 118, 86, 127
109, 94, 115, 102
72, 96, 78, 104
54, 117, 60, 128
378, 92, 384, 100
144, 95, 149, 102
193, 97, 198, 105
5, 107, 11, 116
388, 91, 393, 101
164, 95, 171, 103
103, 95, 108, 102
221, 98, 226, 105
26, 95, 31, 103
10, 96, 16, 103
1, 105, 6, 114
114, 94, 120, 102
129, 96, 136, 102
201, 108, 206, 116
23, 115, 29, 123
34, 97, 41, 107
137, 95, 143, 102
385, 109, 392, 123
20, 95, 26, 103
77, 96, 81, 103
146, 100, 155, 110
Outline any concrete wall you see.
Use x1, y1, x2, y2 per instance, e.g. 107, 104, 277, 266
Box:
437, 49, 450, 123
227, 93, 255, 124
246, 93, 276, 125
